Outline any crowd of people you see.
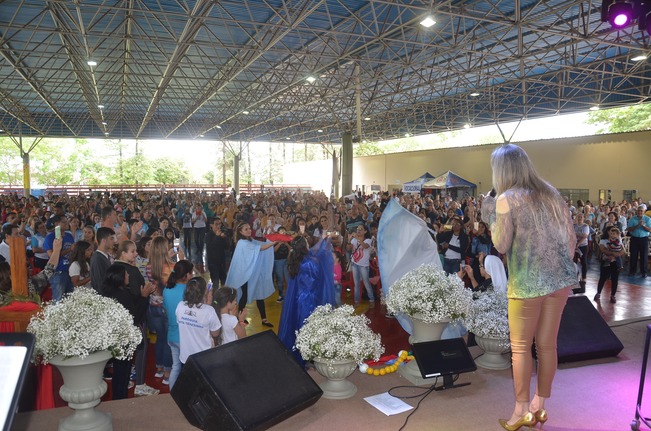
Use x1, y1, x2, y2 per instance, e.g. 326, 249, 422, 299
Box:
0, 161, 649, 427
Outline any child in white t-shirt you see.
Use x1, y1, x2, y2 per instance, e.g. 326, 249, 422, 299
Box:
213, 286, 247, 345
176, 277, 221, 364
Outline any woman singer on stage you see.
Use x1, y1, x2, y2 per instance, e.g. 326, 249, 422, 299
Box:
483, 144, 577, 431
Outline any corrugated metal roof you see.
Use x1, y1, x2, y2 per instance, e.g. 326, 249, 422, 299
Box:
0, 0, 649, 143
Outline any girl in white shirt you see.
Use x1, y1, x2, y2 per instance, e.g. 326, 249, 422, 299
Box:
176, 277, 221, 364
213, 286, 247, 345
69, 240, 93, 288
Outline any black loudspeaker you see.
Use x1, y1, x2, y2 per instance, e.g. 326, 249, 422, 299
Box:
556, 295, 624, 363
171, 330, 322, 431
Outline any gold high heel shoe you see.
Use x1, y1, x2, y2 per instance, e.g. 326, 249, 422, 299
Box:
499, 412, 537, 431
533, 409, 548, 429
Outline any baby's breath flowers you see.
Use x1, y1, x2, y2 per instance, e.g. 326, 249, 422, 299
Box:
295, 304, 383, 363
28, 287, 142, 364
386, 264, 473, 323
465, 289, 510, 341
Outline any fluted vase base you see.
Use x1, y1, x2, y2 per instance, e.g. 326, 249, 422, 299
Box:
49, 350, 113, 431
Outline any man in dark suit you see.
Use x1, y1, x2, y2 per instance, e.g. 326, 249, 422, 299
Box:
90, 227, 116, 294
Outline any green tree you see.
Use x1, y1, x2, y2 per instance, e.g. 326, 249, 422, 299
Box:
152, 157, 191, 184
30, 138, 93, 185
113, 154, 153, 184
586, 103, 651, 133
0, 138, 22, 185
353, 141, 383, 156
80, 161, 111, 185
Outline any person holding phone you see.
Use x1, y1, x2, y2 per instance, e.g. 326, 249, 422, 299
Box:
436, 216, 469, 275
43, 215, 76, 302
347, 224, 375, 306
191, 204, 207, 274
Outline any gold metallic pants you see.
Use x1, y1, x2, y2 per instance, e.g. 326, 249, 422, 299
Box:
508, 286, 571, 402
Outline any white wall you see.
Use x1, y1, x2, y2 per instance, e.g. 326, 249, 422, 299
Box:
284, 130, 651, 202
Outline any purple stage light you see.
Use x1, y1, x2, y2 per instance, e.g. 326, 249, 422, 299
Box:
608, 1, 634, 28
613, 12, 630, 26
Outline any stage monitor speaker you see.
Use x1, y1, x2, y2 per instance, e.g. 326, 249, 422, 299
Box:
556, 295, 623, 363
171, 330, 322, 431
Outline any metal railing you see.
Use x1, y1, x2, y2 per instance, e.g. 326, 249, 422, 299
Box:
0, 183, 313, 196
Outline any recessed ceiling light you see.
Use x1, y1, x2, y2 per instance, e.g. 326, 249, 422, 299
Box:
364, 117, 371, 121
589, 105, 600, 111
242, 111, 249, 115
97, 104, 104, 109
286, 137, 290, 140
87, 60, 97, 66
104, 132, 109, 136
200, 134, 205, 138
216, 125, 222, 129
306, 76, 317, 83
632, 55, 648, 62
404, 133, 410, 137
464, 123, 471, 129
420, 16, 436, 28
101, 121, 107, 125
470, 92, 480, 97
0, 129, 3, 132
318, 129, 323, 133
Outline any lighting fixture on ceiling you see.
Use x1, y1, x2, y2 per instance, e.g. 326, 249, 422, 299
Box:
632, 54, 648, 61
317, 129, 323, 133
0, 129, 3, 132
199, 134, 205, 138
404, 133, 410, 137
602, 0, 651, 32
104, 132, 109, 136
589, 105, 600, 111
101, 121, 107, 125
420, 16, 436, 28
464, 123, 471, 129
87, 60, 97, 66
643, 2, 651, 30
470, 92, 480, 97
216, 125, 222, 129
602, 0, 635, 28
242, 111, 249, 115
306, 76, 317, 83
97, 104, 104, 109
364, 117, 371, 121
286, 137, 290, 140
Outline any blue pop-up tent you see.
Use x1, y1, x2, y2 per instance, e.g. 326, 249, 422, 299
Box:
422, 171, 476, 190
401, 172, 435, 193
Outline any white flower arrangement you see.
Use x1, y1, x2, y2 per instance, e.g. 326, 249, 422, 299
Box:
27, 287, 142, 364
295, 304, 384, 363
464, 289, 510, 340
386, 264, 473, 323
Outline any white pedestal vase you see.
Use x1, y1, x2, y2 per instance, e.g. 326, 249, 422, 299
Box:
474, 336, 512, 370
49, 350, 113, 431
313, 358, 358, 399
399, 315, 449, 386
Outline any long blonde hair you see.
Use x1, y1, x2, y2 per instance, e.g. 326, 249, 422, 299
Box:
491, 144, 566, 225
149, 236, 171, 283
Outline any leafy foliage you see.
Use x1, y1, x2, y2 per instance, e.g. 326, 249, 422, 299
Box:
586, 104, 651, 133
